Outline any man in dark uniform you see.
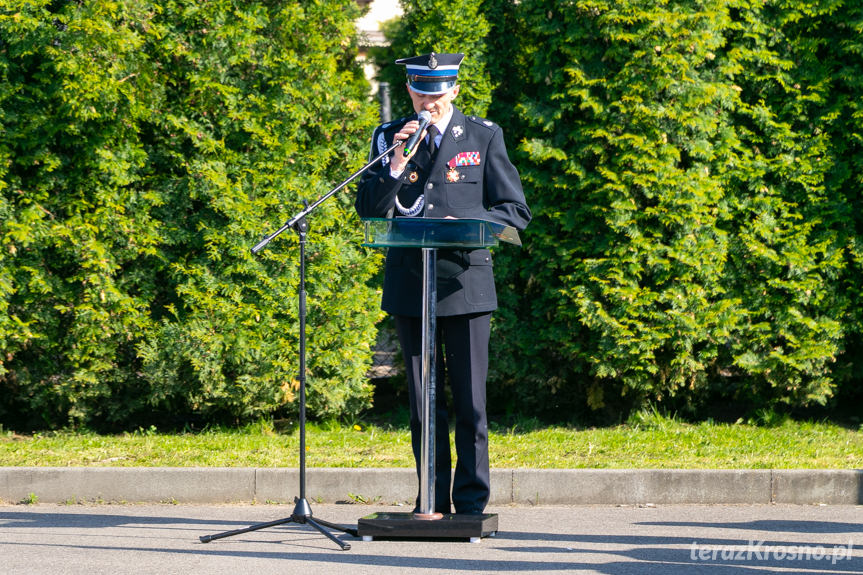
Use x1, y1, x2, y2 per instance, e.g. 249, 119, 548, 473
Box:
355, 52, 530, 515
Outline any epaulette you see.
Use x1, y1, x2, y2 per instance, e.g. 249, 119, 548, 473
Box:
373, 115, 413, 161
379, 115, 411, 133
467, 115, 499, 131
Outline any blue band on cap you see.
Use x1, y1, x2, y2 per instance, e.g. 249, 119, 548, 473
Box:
408, 79, 457, 95
404, 67, 459, 77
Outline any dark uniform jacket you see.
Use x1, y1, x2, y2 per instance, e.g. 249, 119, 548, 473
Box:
355, 106, 531, 317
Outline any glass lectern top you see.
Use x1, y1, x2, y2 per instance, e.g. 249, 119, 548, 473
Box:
362, 217, 521, 249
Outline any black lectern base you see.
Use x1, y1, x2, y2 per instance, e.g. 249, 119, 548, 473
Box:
357, 512, 498, 542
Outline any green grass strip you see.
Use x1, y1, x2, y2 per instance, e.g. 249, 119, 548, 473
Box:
2, 416, 861, 469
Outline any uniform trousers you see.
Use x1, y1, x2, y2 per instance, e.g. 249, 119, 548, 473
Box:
393, 312, 492, 515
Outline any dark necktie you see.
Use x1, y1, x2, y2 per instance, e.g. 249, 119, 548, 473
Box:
427, 125, 439, 158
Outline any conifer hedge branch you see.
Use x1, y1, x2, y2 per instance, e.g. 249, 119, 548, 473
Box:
384, 0, 863, 420
0, 0, 383, 429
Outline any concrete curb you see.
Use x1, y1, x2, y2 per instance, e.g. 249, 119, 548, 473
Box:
1, 467, 861, 506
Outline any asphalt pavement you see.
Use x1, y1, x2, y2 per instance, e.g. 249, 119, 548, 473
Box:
1, 502, 861, 574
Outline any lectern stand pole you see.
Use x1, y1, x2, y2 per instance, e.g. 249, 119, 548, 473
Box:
416, 247, 441, 520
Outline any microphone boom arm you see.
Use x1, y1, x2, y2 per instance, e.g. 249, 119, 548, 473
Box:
252, 139, 401, 254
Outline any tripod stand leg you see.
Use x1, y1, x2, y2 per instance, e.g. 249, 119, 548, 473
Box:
199, 517, 295, 543
305, 516, 352, 550
310, 516, 359, 538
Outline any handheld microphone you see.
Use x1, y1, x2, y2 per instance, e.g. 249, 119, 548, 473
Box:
402, 110, 432, 157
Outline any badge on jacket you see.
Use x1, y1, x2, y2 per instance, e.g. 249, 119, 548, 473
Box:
446, 151, 481, 183
448, 151, 481, 167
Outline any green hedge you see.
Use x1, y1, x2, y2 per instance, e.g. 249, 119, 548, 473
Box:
4, 0, 862, 429
0, 0, 383, 429
384, 0, 863, 421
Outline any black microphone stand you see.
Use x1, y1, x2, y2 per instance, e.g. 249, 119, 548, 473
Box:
199, 141, 400, 550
